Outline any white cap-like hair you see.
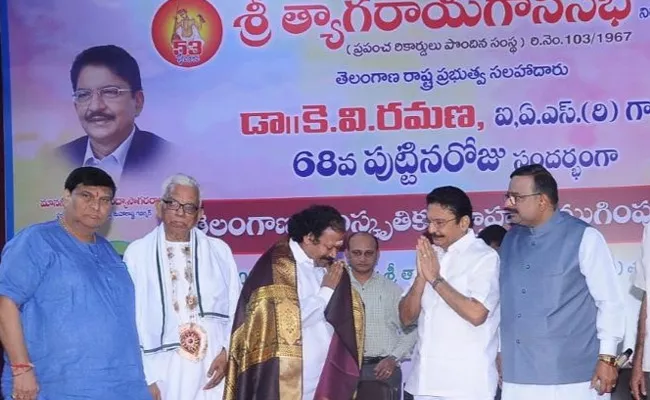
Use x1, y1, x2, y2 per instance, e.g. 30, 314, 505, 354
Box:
161, 173, 201, 204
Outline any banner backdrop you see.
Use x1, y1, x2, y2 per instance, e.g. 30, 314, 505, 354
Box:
2, 0, 650, 376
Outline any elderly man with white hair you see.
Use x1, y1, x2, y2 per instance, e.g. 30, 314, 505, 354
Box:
124, 173, 242, 400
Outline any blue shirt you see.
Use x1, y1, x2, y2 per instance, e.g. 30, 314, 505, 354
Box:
0, 220, 151, 399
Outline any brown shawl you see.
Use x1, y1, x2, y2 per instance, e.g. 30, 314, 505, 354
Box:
224, 239, 364, 399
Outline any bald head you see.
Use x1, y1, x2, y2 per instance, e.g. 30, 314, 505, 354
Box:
346, 231, 378, 249
346, 232, 379, 276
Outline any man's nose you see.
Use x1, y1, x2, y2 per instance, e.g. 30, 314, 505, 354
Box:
428, 223, 436, 235
88, 199, 101, 211
327, 248, 338, 259
174, 207, 187, 216
87, 91, 107, 110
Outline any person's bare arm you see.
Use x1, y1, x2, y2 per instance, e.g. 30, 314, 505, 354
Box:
0, 295, 39, 400
399, 276, 426, 326
631, 294, 647, 400
635, 294, 646, 366
0, 296, 31, 365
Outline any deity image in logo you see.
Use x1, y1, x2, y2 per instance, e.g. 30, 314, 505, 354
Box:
172, 8, 205, 46
151, 0, 223, 68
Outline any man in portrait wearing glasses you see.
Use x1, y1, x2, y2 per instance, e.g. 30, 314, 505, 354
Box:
399, 186, 501, 400
0, 167, 151, 400
498, 164, 625, 400
123, 173, 242, 400
56, 44, 171, 184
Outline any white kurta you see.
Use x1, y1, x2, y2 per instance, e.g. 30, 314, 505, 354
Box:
124, 227, 242, 400
404, 232, 500, 399
289, 239, 335, 399
501, 227, 624, 400
145, 241, 228, 400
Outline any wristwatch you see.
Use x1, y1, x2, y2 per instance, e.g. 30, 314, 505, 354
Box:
598, 354, 616, 367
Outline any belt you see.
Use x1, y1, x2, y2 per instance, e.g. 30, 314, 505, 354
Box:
363, 356, 387, 365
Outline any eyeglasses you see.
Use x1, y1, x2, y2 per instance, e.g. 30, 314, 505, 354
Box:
72, 86, 132, 104
428, 217, 456, 229
162, 198, 200, 214
504, 192, 540, 204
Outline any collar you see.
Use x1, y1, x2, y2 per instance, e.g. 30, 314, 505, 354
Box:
83, 125, 136, 165
528, 210, 562, 236
289, 239, 313, 266
348, 267, 378, 286
436, 230, 476, 256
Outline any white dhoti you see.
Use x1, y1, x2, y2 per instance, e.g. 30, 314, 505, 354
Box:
144, 318, 229, 399
502, 381, 611, 400
124, 225, 242, 400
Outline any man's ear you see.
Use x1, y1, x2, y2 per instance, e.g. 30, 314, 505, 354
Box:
62, 189, 72, 207
134, 90, 145, 117
460, 215, 471, 231
155, 199, 163, 221
194, 208, 205, 226
305, 233, 317, 244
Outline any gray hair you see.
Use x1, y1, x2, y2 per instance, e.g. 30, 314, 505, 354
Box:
161, 173, 202, 204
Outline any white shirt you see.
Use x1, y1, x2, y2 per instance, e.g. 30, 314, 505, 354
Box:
83, 126, 135, 184
404, 231, 500, 398
633, 223, 650, 372
289, 240, 334, 399
502, 227, 625, 400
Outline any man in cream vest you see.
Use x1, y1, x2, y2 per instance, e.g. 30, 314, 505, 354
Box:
124, 173, 242, 400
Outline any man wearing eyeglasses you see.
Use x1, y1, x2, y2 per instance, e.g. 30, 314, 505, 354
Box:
498, 164, 625, 400
123, 173, 242, 400
56, 45, 171, 184
399, 186, 500, 400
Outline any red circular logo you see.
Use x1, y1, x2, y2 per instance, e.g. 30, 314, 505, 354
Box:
151, 0, 223, 68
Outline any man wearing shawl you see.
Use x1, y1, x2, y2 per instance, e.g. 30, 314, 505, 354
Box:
224, 205, 365, 400
124, 174, 242, 400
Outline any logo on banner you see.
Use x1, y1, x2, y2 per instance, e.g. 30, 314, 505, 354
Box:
151, 0, 223, 68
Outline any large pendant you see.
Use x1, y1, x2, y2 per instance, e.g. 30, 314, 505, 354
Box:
178, 323, 208, 362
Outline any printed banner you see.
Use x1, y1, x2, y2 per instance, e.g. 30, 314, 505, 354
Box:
2, 0, 649, 369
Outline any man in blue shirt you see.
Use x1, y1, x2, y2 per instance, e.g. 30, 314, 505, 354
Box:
0, 166, 151, 400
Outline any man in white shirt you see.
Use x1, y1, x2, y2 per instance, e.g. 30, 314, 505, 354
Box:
224, 205, 365, 400
499, 164, 625, 400
123, 173, 242, 400
400, 186, 500, 400
630, 223, 650, 400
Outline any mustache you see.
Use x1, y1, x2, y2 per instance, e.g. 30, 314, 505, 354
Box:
85, 112, 114, 121
323, 256, 336, 265
505, 207, 518, 213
